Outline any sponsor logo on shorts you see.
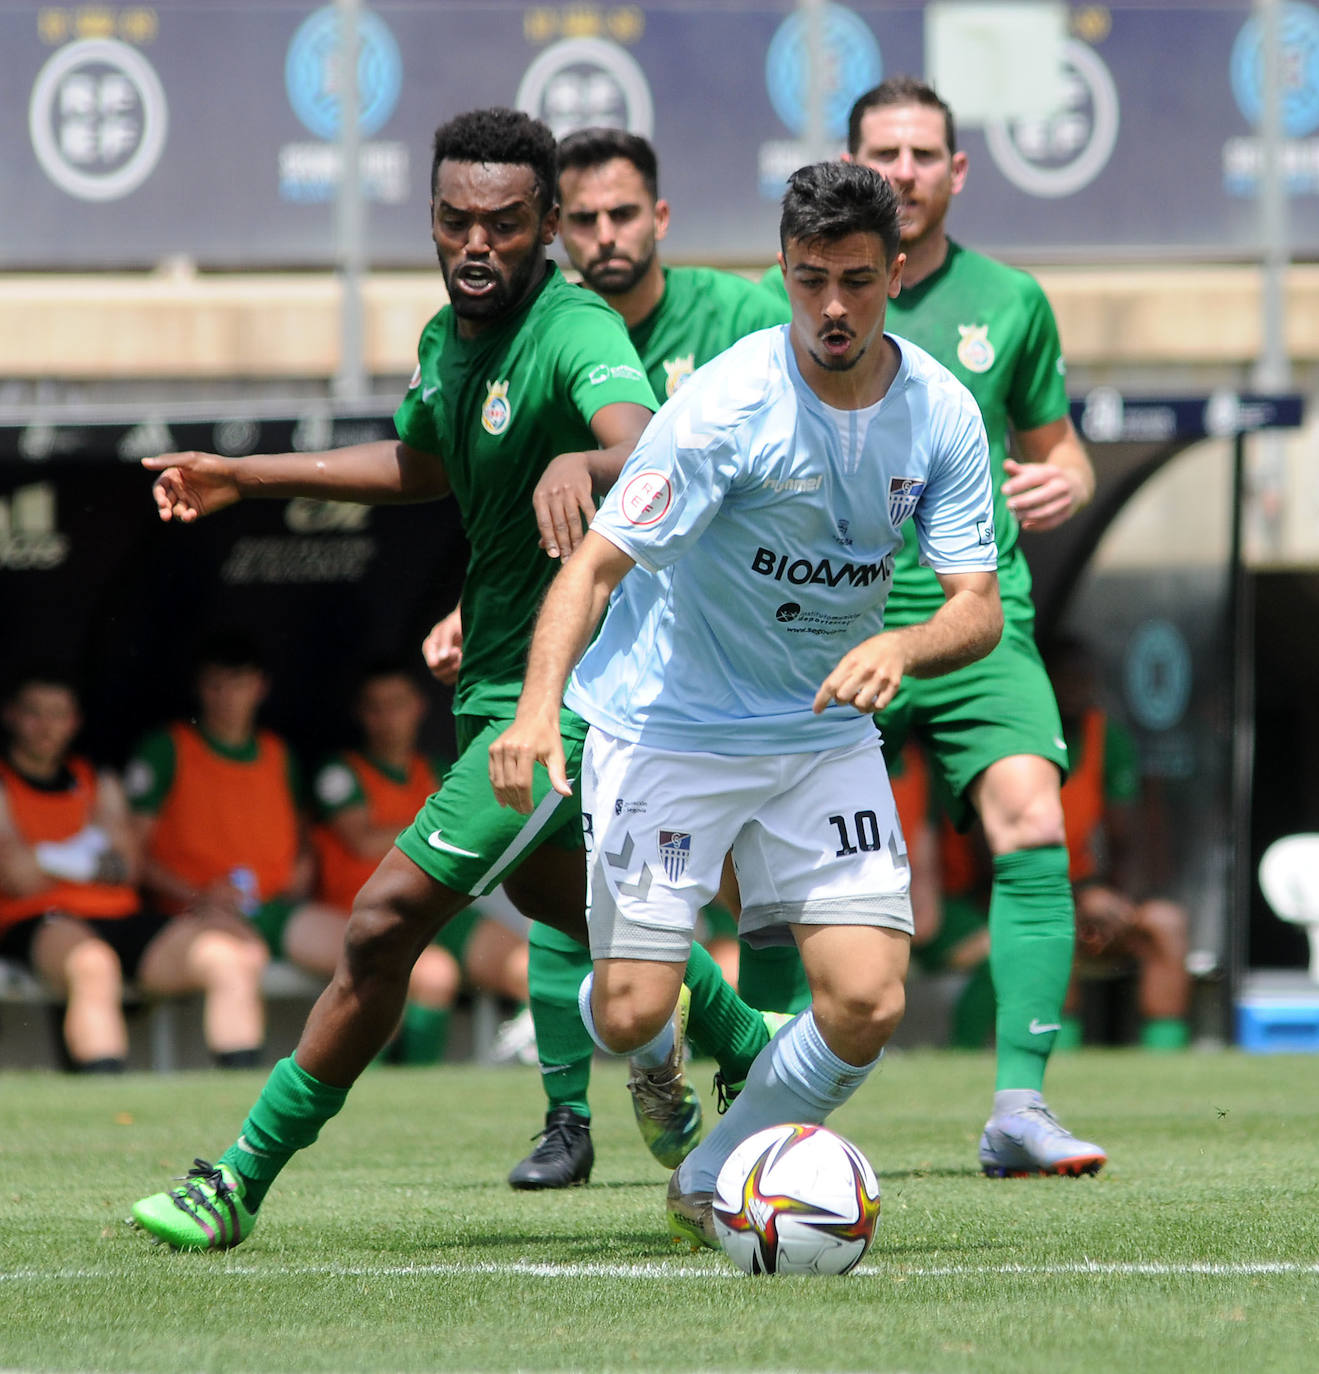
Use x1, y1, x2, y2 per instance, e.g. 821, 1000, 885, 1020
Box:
426, 830, 481, 859
657, 830, 692, 882
887, 477, 925, 526
751, 545, 892, 588
620, 470, 672, 526
1029, 1018, 1062, 1035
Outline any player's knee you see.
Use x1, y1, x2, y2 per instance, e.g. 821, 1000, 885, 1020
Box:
407, 948, 460, 1008
63, 938, 123, 996
593, 994, 670, 1055
1137, 898, 1189, 951
816, 977, 905, 1050
342, 897, 426, 986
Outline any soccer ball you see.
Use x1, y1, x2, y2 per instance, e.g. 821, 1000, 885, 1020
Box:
711, 1122, 881, 1275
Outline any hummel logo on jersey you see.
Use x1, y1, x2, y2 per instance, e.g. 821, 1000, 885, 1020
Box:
761, 474, 823, 494
1029, 1019, 1062, 1035
427, 830, 482, 859
751, 545, 892, 588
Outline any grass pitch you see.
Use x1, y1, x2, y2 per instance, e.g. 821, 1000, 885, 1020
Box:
4, 1049, 1318, 1373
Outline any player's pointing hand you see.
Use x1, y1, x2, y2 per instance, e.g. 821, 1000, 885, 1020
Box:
489, 714, 571, 814
141, 452, 242, 523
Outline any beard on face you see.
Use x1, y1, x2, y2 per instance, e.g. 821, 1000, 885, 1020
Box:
807, 343, 869, 372
579, 243, 654, 296
807, 321, 867, 372
439, 242, 544, 322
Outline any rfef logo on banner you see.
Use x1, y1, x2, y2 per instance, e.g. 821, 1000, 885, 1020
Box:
983, 39, 1119, 198
516, 36, 654, 138
28, 37, 168, 201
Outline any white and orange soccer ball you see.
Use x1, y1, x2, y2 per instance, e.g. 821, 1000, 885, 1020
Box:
711, 1122, 881, 1276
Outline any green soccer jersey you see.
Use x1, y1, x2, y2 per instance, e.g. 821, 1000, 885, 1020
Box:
394, 263, 655, 716
629, 266, 790, 402
760, 245, 1069, 626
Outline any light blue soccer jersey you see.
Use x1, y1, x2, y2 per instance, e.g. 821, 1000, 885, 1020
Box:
564, 326, 996, 754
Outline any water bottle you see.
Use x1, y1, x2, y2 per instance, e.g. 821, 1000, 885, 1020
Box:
229, 866, 260, 918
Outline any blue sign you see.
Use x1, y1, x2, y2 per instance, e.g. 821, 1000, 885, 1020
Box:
285, 4, 402, 141
1229, 0, 1319, 137
764, 2, 882, 139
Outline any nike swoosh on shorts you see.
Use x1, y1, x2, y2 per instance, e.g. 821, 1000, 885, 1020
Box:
1029, 1019, 1062, 1034
427, 830, 482, 859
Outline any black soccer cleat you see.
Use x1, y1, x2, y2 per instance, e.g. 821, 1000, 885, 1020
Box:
507, 1106, 594, 1189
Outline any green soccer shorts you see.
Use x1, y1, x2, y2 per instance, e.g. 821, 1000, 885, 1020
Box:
878, 620, 1069, 830
396, 710, 588, 897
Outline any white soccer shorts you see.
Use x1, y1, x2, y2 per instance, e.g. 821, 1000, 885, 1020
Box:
581, 727, 913, 961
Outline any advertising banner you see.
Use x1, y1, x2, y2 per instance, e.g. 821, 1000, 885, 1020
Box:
3, 0, 1317, 268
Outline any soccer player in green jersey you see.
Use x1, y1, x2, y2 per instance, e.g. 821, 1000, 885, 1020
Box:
493, 127, 804, 1188
764, 77, 1105, 1174
850, 77, 1103, 1176
126, 108, 776, 1250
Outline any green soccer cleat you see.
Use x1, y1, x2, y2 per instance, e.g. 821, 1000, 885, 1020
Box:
666, 1169, 719, 1252
712, 1010, 795, 1113
627, 985, 702, 1168
129, 1159, 256, 1251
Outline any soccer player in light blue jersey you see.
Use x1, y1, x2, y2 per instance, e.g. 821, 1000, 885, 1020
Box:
489, 161, 1004, 1248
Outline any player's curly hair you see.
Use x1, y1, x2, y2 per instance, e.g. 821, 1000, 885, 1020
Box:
557, 127, 659, 200
847, 76, 957, 158
779, 161, 901, 264
430, 107, 557, 215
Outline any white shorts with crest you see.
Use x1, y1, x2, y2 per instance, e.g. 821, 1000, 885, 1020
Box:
581, 727, 913, 962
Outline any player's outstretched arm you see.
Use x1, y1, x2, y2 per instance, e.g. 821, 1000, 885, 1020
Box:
1003, 416, 1094, 533
533, 401, 653, 561
813, 570, 1002, 714
489, 530, 635, 813
142, 440, 450, 523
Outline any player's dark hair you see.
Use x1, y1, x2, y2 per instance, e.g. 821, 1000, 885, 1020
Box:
355, 655, 428, 695
847, 76, 957, 157
193, 628, 268, 674
430, 107, 558, 216
779, 161, 901, 264
556, 127, 659, 200
2, 662, 82, 707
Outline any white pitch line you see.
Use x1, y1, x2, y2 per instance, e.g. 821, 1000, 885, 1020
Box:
3, 1259, 1319, 1283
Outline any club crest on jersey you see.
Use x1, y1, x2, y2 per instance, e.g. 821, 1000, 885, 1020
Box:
956, 324, 995, 373
887, 476, 926, 526
481, 379, 512, 435
662, 352, 695, 397
657, 830, 691, 882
